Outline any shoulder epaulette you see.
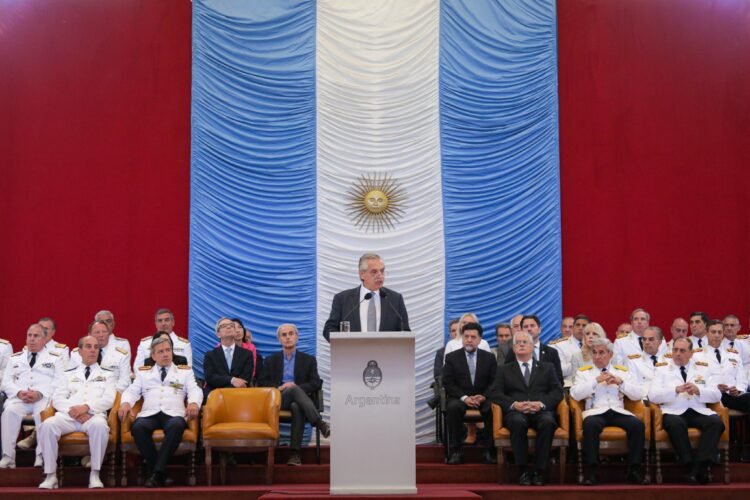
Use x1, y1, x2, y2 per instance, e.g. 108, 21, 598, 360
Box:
114, 336, 127, 341
115, 347, 127, 355
548, 337, 565, 345
12, 351, 23, 357
0, 338, 9, 344
177, 364, 191, 370
627, 354, 641, 360
616, 332, 629, 339
664, 353, 673, 358
55, 343, 67, 349
176, 336, 190, 344
49, 352, 60, 357
578, 365, 593, 371
101, 366, 113, 371
141, 336, 152, 341
695, 361, 709, 367
65, 367, 77, 372
655, 362, 668, 367
72, 347, 79, 352
693, 348, 703, 353
737, 334, 749, 340
726, 347, 739, 354
728, 358, 738, 364
138, 366, 151, 371
614, 364, 628, 371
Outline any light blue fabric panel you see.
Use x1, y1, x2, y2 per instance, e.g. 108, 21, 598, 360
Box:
440, 0, 562, 345
190, 0, 317, 378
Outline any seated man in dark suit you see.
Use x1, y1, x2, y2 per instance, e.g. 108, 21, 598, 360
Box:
322, 253, 410, 341
443, 322, 497, 464
258, 323, 329, 466
505, 315, 563, 385
492, 331, 563, 486
143, 331, 188, 367
202, 317, 253, 403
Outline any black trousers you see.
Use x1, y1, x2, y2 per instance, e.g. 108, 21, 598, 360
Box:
663, 409, 724, 465
281, 385, 321, 451
504, 410, 557, 471
722, 392, 750, 412
582, 409, 644, 466
446, 398, 493, 449
131, 411, 187, 475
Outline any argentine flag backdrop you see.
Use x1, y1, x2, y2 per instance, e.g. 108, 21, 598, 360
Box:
190, 0, 561, 443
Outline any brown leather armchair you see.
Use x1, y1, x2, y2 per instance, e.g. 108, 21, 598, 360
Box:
492, 399, 569, 484
119, 397, 200, 486
569, 396, 650, 483
651, 401, 730, 484
202, 387, 281, 485
40, 392, 121, 487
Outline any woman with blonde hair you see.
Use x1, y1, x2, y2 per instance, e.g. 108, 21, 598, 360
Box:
570, 322, 606, 373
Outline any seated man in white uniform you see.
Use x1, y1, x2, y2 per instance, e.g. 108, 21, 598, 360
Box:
0, 323, 65, 468
38, 335, 116, 489
625, 326, 667, 400
94, 310, 131, 357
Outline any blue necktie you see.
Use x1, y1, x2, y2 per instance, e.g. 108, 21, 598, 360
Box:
225, 348, 233, 370
468, 352, 476, 384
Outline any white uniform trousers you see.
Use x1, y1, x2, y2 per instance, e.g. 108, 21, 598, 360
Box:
38, 413, 109, 474
1, 398, 48, 459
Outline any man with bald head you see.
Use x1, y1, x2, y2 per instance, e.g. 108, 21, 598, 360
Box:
1, 324, 65, 468
667, 318, 689, 350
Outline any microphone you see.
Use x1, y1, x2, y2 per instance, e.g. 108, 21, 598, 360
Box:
379, 289, 406, 331
340, 292, 373, 328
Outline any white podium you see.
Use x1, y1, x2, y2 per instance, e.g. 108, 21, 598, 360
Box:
329, 332, 416, 495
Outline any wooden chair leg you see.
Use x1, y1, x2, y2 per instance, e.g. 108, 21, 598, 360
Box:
107, 452, 116, 487
724, 448, 730, 484
316, 427, 321, 465
576, 443, 583, 484
188, 450, 196, 486
655, 448, 662, 484
219, 452, 227, 486
120, 449, 128, 487
205, 445, 212, 486
496, 447, 505, 484
57, 456, 64, 487
266, 445, 275, 485
559, 446, 566, 484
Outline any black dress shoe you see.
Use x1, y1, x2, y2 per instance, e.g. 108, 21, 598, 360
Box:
447, 451, 464, 465
482, 449, 497, 464
626, 465, 648, 485
532, 471, 546, 486
144, 473, 165, 488
519, 471, 533, 486
683, 472, 699, 485
317, 420, 331, 439
696, 464, 711, 485
583, 471, 598, 486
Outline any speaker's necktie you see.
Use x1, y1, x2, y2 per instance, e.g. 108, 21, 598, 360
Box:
367, 295, 377, 331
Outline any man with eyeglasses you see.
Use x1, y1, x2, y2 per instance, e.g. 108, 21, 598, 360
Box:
202, 318, 253, 402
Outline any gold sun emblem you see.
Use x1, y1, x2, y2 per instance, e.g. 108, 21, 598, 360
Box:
346, 173, 407, 232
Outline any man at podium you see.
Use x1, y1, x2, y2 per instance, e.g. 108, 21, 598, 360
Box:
323, 253, 410, 341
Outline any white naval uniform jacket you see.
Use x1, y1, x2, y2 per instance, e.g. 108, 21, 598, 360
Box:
52, 364, 117, 416
133, 332, 192, 370
570, 363, 643, 418
648, 359, 722, 416
0, 338, 13, 381
624, 352, 669, 399
69, 344, 132, 393
550, 336, 581, 385
121, 363, 202, 418
1, 348, 65, 401
693, 347, 748, 392
613, 331, 668, 365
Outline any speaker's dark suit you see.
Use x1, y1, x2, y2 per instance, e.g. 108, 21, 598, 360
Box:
322, 285, 410, 341
505, 341, 564, 385
491, 359, 563, 472
202, 345, 254, 402
442, 348, 497, 449
258, 350, 323, 451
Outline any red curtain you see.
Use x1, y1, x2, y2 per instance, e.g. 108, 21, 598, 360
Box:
0, 0, 192, 348
558, 0, 750, 337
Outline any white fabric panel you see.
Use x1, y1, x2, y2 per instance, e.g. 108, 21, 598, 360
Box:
316, 0, 444, 444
